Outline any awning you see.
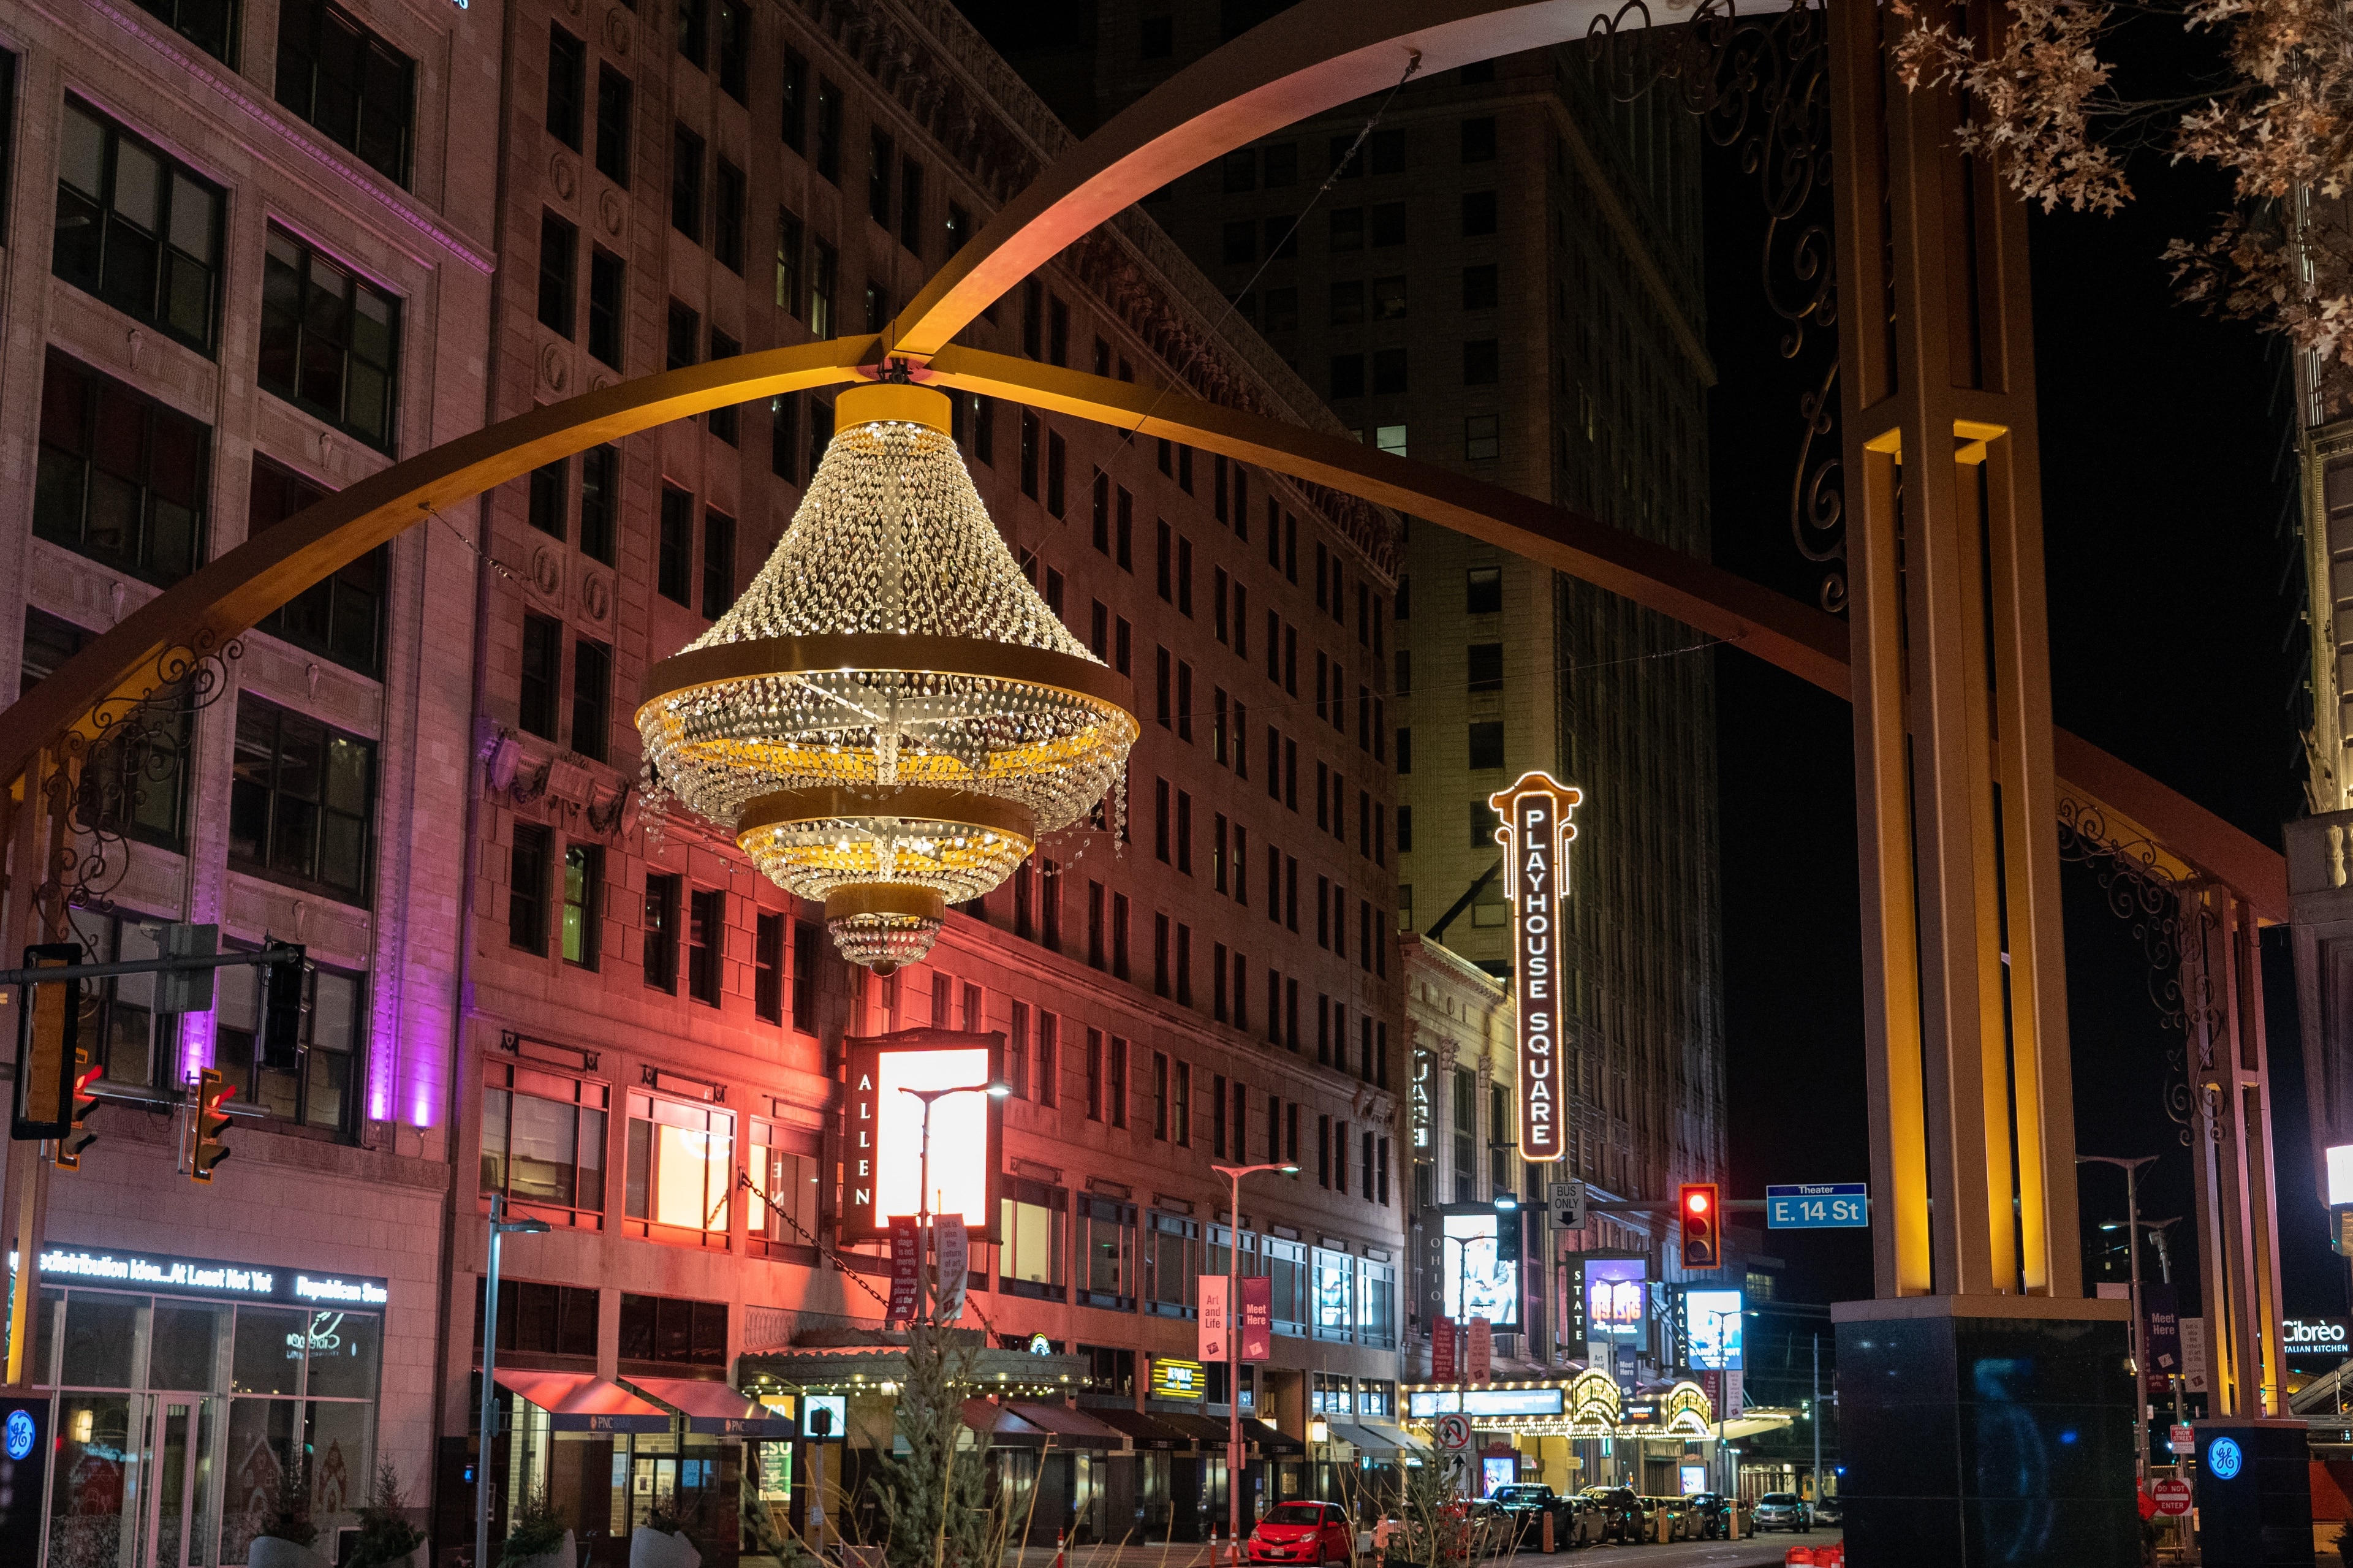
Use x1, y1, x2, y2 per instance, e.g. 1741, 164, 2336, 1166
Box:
1006, 1401, 1132, 1450
1359, 1421, 1428, 1455
1090, 1407, 1195, 1450
622, 1376, 795, 1438
1327, 1422, 1397, 1456
1154, 1411, 1239, 1448
962, 1398, 1055, 1447
1248, 1418, 1304, 1455
493, 1369, 671, 1434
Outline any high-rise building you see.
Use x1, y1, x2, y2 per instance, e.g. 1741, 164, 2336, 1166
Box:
0, 0, 1418, 1560
1057, 4, 1727, 1360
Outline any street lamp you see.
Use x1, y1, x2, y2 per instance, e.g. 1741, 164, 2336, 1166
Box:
1434, 1192, 1521, 1495
896, 1079, 1013, 1324
1213, 1160, 1297, 1566
2080, 1154, 2157, 1488
477, 1192, 551, 1568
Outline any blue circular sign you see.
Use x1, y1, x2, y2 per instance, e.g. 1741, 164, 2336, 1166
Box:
4, 1409, 34, 1461
2207, 1436, 2244, 1480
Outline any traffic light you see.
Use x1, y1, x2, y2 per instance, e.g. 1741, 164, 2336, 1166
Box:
260, 944, 309, 1070
1679, 1182, 1722, 1270
12, 943, 82, 1141
1496, 1208, 1522, 1265
55, 1049, 100, 1171
189, 1068, 233, 1183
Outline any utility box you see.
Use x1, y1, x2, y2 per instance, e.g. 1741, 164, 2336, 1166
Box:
2194, 1420, 2313, 1567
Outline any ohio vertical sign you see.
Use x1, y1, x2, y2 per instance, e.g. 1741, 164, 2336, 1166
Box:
1490, 771, 1581, 1163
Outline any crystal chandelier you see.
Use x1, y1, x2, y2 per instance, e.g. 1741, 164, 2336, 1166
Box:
635, 382, 1137, 972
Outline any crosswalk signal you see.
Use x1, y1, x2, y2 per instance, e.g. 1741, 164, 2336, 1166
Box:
190, 1068, 233, 1183
56, 1049, 101, 1170
13, 943, 83, 1141
1680, 1182, 1722, 1270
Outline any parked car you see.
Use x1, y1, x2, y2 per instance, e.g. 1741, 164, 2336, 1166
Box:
1478, 1484, 1602, 1550
1641, 1498, 1698, 1541
1681, 1493, 1735, 1540
1249, 1502, 1355, 1566
1752, 1492, 1814, 1533
1577, 1488, 1648, 1543
1813, 1495, 1844, 1526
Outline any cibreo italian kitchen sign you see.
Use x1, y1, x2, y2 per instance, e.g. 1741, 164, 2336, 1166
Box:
1490, 772, 1581, 1163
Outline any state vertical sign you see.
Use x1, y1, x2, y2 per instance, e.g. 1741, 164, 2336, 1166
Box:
1490, 772, 1581, 1164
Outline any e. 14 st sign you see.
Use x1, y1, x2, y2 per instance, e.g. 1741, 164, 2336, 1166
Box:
1767, 1184, 1868, 1229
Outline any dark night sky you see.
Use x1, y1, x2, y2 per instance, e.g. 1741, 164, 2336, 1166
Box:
1703, 32, 2336, 1317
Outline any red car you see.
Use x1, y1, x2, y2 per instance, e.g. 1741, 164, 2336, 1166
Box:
1249, 1502, 1354, 1566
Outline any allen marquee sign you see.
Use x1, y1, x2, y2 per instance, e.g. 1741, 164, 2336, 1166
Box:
1489, 772, 1581, 1163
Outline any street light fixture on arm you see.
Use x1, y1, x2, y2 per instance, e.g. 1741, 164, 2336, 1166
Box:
896, 1080, 1013, 1325
2080, 1154, 2158, 1488
1214, 1161, 1297, 1566
477, 1192, 551, 1568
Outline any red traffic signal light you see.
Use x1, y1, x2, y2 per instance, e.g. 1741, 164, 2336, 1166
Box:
1679, 1181, 1722, 1269
189, 1068, 233, 1183
55, 1050, 100, 1171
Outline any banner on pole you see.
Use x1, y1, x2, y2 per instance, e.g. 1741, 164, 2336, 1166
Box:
1468, 1317, 1494, 1382
2142, 1282, 2180, 1394
886, 1218, 920, 1326
1240, 1274, 1273, 1360
1200, 1274, 1230, 1362
935, 1222, 969, 1322
1432, 1317, 1457, 1382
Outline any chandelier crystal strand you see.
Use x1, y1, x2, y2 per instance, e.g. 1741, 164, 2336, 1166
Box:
635, 382, 1137, 972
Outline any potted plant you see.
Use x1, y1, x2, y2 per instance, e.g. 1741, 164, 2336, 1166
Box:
249, 1460, 325, 1568
501, 1488, 575, 1568
347, 1461, 429, 1568
631, 1499, 702, 1568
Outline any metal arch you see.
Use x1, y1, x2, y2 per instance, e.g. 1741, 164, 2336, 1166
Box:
0, 0, 2289, 931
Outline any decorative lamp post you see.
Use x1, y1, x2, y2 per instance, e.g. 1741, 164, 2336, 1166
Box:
636, 377, 1139, 973
1213, 1160, 1297, 1564
477, 1192, 551, 1568
900, 1078, 1012, 1322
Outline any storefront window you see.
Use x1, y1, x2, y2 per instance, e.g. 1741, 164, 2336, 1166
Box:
623, 1091, 733, 1245
998, 1178, 1067, 1299
617, 1292, 727, 1366
1311, 1373, 1354, 1414
1313, 1249, 1353, 1341
1357, 1260, 1396, 1349
1146, 1213, 1197, 1318
748, 1118, 820, 1257
1262, 1238, 1308, 1336
1076, 1195, 1135, 1308
1358, 1381, 1395, 1418
482, 1064, 608, 1225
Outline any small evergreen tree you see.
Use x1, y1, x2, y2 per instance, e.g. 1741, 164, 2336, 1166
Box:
866, 1325, 1001, 1568
349, 1460, 427, 1567
257, 1455, 319, 1547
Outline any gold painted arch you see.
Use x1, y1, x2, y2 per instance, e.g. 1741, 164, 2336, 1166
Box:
0, 0, 2286, 923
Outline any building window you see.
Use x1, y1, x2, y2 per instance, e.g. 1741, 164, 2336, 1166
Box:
792, 918, 820, 1032
214, 949, 365, 1132
229, 693, 374, 904
518, 614, 561, 739
547, 26, 586, 147
658, 487, 693, 604
482, 1064, 607, 1221
701, 508, 736, 617
1466, 414, 1501, 460
748, 1119, 818, 1253
687, 888, 723, 1004
1078, 1195, 1136, 1306
511, 822, 553, 954
20, 612, 190, 850
587, 250, 624, 369
34, 351, 209, 586
1469, 721, 1505, 771
572, 637, 611, 762
249, 458, 382, 675
671, 124, 703, 239
676, 0, 708, 63
1466, 566, 1504, 615
564, 844, 602, 968
55, 910, 178, 1091
618, 1291, 728, 1363
595, 66, 632, 186
644, 872, 680, 992
714, 159, 745, 271
53, 100, 224, 353
814, 78, 843, 182
276, 0, 414, 183
714, 0, 748, 100
538, 212, 577, 336
781, 48, 808, 151
1000, 1178, 1068, 1299
259, 229, 400, 449
753, 912, 786, 1023
624, 1093, 733, 1241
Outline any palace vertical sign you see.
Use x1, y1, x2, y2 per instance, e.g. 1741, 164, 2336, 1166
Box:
1490, 772, 1581, 1164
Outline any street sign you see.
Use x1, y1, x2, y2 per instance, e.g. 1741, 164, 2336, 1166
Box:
1765, 1183, 1868, 1229
1434, 1414, 1472, 1452
1550, 1180, 1585, 1229
2169, 1424, 2194, 1455
2151, 1478, 2192, 1518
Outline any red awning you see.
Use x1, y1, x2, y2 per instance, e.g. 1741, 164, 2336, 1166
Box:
1006, 1402, 1131, 1450
622, 1376, 795, 1438
963, 1399, 1054, 1447
493, 1369, 671, 1434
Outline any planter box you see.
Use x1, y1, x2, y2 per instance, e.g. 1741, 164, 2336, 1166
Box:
629, 1526, 702, 1568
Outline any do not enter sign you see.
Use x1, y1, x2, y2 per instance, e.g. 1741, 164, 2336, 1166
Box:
2151, 1479, 2193, 1518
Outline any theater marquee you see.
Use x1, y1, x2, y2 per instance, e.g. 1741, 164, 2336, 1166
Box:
1489, 772, 1581, 1164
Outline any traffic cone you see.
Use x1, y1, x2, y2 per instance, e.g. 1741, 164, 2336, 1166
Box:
1053, 1529, 1066, 1568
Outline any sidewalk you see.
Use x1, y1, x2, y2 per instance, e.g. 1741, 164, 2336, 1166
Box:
998, 1529, 1843, 1568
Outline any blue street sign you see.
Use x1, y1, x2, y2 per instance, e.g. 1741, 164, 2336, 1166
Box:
1766, 1183, 1869, 1229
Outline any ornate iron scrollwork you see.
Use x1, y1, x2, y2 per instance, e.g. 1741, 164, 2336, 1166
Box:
33, 632, 243, 923
1588, 0, 1845, 611
2056, 795, 2213, 1145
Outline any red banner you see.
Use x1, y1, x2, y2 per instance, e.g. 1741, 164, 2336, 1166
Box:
1468, 1317, 1493, 1382
1239, 1274, 1273, 1361
1432, 1317, 1457, 1382
887, 1217, 921, 1326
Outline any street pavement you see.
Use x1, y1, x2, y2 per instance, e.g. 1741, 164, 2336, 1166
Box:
1001, 1531, 1844, 1568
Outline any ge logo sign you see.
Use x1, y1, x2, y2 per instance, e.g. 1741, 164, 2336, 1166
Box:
2207, 1436, 2244, 1480
4, 1408, 34, 1461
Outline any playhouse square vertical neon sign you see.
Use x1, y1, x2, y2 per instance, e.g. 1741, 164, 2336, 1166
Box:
1490, 771, 1581, 1164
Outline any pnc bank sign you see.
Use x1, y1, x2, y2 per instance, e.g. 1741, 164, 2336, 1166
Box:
1490, 772, 1582, 1164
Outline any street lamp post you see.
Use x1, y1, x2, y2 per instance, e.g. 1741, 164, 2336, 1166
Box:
2080, 1154, 2158, 1488
1213, 1161, 1297, 1567
896, 1080, 1012, 1324
1434, 1193, 1519, 1497
477, 1192, 551, 1568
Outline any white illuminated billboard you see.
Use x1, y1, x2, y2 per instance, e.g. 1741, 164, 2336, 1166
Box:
1686, 1288, 1743, 1371
843, 1031, 1004, 1240
1440, 1212, 1519, 1327
2329, 1143, 2353, 1208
